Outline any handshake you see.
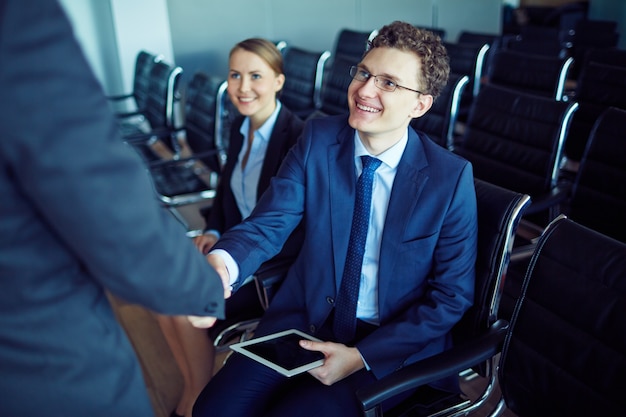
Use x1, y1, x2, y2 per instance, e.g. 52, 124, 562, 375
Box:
187, 252, 233, 329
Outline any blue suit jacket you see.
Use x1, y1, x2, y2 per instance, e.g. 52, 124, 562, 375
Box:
0, 1, 224, 415
215, 114, 477, 381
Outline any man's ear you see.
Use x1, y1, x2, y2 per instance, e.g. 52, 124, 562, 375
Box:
409, 94, 434, 118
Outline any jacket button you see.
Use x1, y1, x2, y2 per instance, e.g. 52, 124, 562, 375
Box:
309, 324, 316, 333
326, 296, 334, 305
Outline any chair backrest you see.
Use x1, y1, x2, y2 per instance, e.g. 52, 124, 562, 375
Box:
144, 60, 183, 131
564, 62, 626, 162
410, 73, 469, 149
566, 107, 626, 243
498, 216, 626, 416
333, 28, 374, 63
316, 54, 354, 116
579, 46, 626, 70
444, 41, 490, 98
457, 31, 498, 47
183, 71, 226, 173
569, 18, 620, 79
505, 26, 566, 58
281, 46, 331, 118
455, 84, 578, 201
488, 49, 573, 101
132, 50, 163, 111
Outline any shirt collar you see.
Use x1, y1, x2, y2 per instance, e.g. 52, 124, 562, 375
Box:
239, 100, 282, 143
353, 129, 408, 169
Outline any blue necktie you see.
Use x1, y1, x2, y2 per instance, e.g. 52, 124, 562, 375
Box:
333, 155, 382, 344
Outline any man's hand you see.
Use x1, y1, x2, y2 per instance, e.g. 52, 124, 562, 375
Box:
299, 340, 365, 386
193, 233, 218, 255
186, 315, 218, 328
207, 253, 232, 299
186, 253, 232, 329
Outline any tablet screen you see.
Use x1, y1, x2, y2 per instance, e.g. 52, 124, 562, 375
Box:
230, 329, 325, 377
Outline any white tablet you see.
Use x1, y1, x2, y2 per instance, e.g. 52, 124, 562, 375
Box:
230, 329, 325, 377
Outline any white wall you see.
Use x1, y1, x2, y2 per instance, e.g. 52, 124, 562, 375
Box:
167, 0, 502, 80
589, 0, 626, 49
59, 0, 174, 96
60, 0, 503, 92
58, 0, 120, 92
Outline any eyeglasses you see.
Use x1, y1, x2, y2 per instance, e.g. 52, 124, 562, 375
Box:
349, 66, 423, 95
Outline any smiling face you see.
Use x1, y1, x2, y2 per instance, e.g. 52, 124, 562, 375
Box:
227, 48, 285, 128
347, 47, 433, 150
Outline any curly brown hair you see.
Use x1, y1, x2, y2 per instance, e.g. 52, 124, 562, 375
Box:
366, 21, 449, 100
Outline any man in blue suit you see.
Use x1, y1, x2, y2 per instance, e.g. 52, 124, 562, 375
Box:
192, 21, 477, 417
0, 1, 226, 416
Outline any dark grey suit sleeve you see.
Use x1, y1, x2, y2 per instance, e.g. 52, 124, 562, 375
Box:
0, 0, 224, 317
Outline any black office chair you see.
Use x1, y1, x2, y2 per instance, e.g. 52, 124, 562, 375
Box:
360, 215, 626, 417
107, 50, 163, 116
410, 73, 469, 150
454, 84, 578, 228
443, 41, 491, 123
135, 72, 227, 209
333, 28, 376, 63
311, 54, 355, 118
568, 18, 620, 79
505, 25, 567, 58
122, 60, 184, 161
563, 107, 626, 243
280, 46, 331, 119
487, 49, 573, 101
502, 106, 626, 323
356, 179, 530, 417
563, 62, 626, 166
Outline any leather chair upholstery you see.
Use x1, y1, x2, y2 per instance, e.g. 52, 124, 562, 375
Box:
360, 216, 626, 416
454, 83, 578, 224
410, 73, 469, 150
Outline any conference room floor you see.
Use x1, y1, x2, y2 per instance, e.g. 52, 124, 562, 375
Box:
110, 202, 517, 417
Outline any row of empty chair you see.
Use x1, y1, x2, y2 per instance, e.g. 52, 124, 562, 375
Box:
114, 25, 626, 416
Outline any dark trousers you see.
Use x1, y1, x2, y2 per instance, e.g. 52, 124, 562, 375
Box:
193, 313, 407, 417
193, 349, 380, 417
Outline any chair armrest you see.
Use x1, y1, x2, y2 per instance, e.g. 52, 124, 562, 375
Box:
523, 182, 572, 215
357, 319, 509, 414
123, 126, 180, 143
107, 92, 133, 101
147, 148, 223, 169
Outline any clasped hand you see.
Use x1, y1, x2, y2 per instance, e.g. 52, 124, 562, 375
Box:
187, 252, 232, 328
299, 339, 365, 386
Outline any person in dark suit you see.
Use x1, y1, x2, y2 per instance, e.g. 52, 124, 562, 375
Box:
0, 1, 226, 416
157, 38, 304, 417
192, 22, 477, 417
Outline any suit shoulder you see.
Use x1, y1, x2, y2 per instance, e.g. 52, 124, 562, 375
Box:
418, 131, 469, 168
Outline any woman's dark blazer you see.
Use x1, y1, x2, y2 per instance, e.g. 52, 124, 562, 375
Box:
204, 105, 305, 272
206, 104, 304, 234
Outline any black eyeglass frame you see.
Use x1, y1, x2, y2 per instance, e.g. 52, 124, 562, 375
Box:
349, 65, 424, 95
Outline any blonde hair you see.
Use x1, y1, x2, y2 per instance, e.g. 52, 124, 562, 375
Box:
230, 38, 284, 76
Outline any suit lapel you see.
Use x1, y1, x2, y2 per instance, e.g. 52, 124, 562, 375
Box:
377, 129, 430, 307
329, 123, 357, 290
258, 107, 289, 195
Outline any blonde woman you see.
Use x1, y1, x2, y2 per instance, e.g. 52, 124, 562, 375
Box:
158, 38, 304, 417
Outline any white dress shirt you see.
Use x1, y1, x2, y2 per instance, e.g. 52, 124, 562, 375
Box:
352, 130, 407, 324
